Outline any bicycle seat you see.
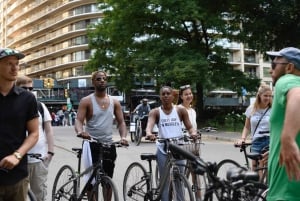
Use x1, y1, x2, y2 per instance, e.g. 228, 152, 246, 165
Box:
246, 152, 262, 161
140, 153, 156, 161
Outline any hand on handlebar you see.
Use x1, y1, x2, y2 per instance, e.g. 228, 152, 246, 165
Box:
77, 132, 91, 140
146, 133, 156, 141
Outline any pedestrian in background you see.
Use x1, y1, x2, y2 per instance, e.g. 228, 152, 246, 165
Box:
16, 75, 54, 201
0, 48, 39, 201
236, 83, 272, 172
146, 86, 197, 201
266, 47, 300, 200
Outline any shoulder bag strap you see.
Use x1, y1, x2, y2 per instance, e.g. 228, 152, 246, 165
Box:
253, 107, 270, 135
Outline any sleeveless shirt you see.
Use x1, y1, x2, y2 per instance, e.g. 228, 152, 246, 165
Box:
85, 93, 114, 143
156, 106, 183, 154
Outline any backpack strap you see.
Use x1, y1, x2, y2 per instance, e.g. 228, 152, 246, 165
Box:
37, 101, 45, 131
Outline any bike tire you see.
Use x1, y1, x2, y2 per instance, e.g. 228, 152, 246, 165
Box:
90, 175, 119, 201
185, 164, 209, 201
52, 165, 76, 201
216, 159, 242, 180
130, 132, 135, 142
27, 189, 37, 201
169, 173, 195, 201
134, 122, 142, 146
154, 163, 160, 187
123, 162, 148, 201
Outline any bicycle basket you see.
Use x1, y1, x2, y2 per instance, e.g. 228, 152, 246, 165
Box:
170, 141, 201, 160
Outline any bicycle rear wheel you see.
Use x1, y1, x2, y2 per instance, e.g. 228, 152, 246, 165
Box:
123, 162, 148, 201
91, 176, 119, 201
52, 165, 76, 201
169, 173, 195, 201
216, 159, 241, 180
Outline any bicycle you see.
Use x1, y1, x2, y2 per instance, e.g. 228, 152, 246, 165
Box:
52, 137, 126, 201
216, 142, 269, 184
123, 137, 194, 201
168, 143, 268, 201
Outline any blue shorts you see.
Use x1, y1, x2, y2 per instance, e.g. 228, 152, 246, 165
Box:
251, 136, 269, 154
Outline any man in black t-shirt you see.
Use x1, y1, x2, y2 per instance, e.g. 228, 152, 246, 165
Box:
0, 48, 39, 201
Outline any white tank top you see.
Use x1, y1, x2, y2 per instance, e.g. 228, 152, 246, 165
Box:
157, 106, 183, 154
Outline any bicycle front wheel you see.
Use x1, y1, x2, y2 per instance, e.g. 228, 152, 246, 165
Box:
216, 159, 241, 180
123, 162, 148, 201
169, 173, 195, 201
91, 176, 119, 201
134, 122, 142, 146
186, 165, 208, 201
52, 165, 76, 201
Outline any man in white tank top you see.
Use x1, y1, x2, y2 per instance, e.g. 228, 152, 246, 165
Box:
146, 86, 197, 201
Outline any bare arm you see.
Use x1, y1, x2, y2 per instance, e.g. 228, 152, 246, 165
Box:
44, 120, 54, 160
279, 87, 300, 180
236, 117, 250, 144
113, 99, 127, 144
146, 108, 158, 141
74, 97, 90, 138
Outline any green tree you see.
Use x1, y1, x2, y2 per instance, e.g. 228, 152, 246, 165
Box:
86, 0, 260, 121
228, 0, 300, 52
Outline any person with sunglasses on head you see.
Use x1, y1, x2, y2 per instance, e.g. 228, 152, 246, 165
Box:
16, 75, 54, 201
146, 86, 197, 201
177, 85, 197, 131
75, 71, 128, 196
0, 48, 39, 201
266, 47, 300, 201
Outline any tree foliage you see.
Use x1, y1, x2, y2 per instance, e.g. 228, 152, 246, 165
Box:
86, 0, 261, 120
228, 0, 300, 53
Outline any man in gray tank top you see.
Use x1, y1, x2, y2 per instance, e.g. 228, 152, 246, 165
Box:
74, 70, 128, 179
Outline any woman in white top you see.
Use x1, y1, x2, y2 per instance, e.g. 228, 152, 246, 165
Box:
237, 83, 272, 170
177, 84, 197, 130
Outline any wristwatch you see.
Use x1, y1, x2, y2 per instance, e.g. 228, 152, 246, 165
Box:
14, 151, 22, 160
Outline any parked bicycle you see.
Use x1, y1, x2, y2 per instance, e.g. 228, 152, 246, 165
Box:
216, 142, 268, 184
123, 137, 194, 201
168, 143, 268, 201
52, 136, 127, 201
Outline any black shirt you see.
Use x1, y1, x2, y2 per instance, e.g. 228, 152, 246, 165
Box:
0, 86, 39, 185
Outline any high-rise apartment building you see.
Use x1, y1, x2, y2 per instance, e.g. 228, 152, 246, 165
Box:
0, 0, 100, 81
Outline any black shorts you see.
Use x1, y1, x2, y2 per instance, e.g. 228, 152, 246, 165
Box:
89, 142, 117, 178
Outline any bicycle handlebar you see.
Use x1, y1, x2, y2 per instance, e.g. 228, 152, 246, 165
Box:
76, 134, 129, 147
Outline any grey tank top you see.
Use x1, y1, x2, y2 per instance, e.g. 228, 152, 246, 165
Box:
85, 93, 114, 143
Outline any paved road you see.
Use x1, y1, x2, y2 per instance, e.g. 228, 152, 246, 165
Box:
47, 126, 244, 200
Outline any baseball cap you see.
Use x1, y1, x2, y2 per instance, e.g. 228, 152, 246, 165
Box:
266, 47, 300, 69
0, 48, 25, 60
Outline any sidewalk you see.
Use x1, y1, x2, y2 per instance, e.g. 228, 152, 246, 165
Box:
201, 131, 241, 142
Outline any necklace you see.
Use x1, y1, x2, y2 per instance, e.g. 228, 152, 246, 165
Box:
96, 96, 108, 109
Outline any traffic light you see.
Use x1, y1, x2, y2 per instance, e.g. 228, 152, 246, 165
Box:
44, 78, 50, 88
64, 89, 69, 98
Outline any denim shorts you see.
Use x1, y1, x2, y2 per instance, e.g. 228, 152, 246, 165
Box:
251, 136, 269, 154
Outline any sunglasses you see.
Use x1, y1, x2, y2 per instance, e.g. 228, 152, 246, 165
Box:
94, 77, 107, 81
271, 61, 289, 70
179, 85, 191, 90
21, 86, 33, 91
